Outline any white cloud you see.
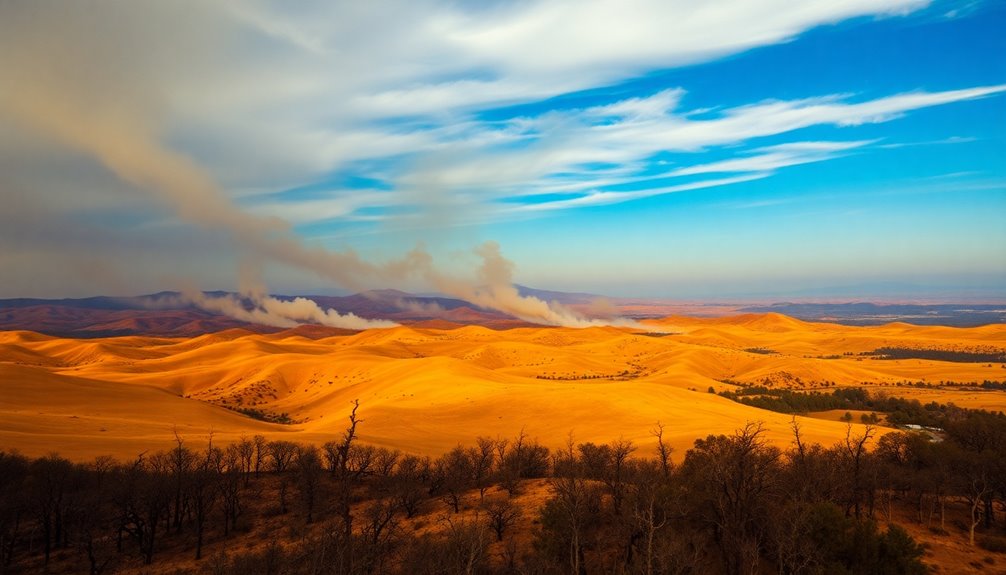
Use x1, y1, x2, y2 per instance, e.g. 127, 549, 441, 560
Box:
878, 135, 978, 149
225, 80, 1004, 223
1, 0, 939, 199
377, 85, 1004, 217
510, 174, 771, 212
670, 140, 875, 176
8, 0, 1005, 300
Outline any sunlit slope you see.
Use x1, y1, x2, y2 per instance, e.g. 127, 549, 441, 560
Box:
654, 314, 1006, 386
1, 315, 1003, 460
0, 362, 281, 460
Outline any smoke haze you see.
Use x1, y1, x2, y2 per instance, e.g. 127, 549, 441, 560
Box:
0, 3, 643, 329
184, 291, 398, 330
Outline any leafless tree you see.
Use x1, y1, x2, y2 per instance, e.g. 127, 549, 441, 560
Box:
190, 445, 219, 560
840, 423, 875, 519
168, 432, 196, 533
29, 453, 76, 566
0, 451, 29, 572
545, 436, 598, 575
392, 455, 427, 518
266, 440, 298, 474
437, 446, 473, 513
471, 437, 496, 501
373, 448, 400, 482
295, 445, 323, 524
440, 513, 492, 575
359, 497, 400, 573
625, 463, 667, 575
232, 437, 255, 486
483, 496, 520, 541
217, 449, 243, 536
681, 422, 781, 575
252, 435, 268, 479
651, 422, 673, 480
334, 399, 363, 571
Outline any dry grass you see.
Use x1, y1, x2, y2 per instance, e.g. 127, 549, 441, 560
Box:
1, 314, 1004, 461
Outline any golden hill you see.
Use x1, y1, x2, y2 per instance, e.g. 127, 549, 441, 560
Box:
1, 315, 1004, 461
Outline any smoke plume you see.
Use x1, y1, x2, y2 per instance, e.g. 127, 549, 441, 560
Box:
184, 290, 398, 330
419, 242, 643, 328
0, 4, 641, 330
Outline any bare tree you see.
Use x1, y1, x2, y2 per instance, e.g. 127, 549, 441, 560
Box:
483, 496, 520, 541
437, 446, 473, 513
334, 399, 362, 571
651, 422, 672, 480
392, 455, 427, 518
840, 423, 876, 519
190, 445, 219, 560
0, 451, 29, 572
296, 445, 323, 524
500, 429, 526, 496
347, 444, 377, 479
266, 441, 298, 474
609, 438, 636, 512
471, 437, 496, 501
168, 431, 195, 533
544, 436, 598, 575
680, 422, 781, 575
252, 435, 268, 479
626, 464, 667, 575
373, 448, 400, 483
233, 437, 255, 487
131, 454, 173, 565
359, 497, 400, 573
441, 513, 492, 575
29, 453, 75, 566
789, 416, 806, 462
217, 448, 243, 536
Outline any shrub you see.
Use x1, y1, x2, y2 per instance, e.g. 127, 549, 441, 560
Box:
978, 535, 1006, 554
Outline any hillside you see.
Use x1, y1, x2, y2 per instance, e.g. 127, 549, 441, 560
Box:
2, 314, 1004, 461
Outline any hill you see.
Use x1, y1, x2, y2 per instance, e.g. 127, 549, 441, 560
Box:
2, 314, 1004, 461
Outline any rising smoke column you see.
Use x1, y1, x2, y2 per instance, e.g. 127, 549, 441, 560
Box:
0, 4, 414, 328
417, 242, 643, 328
0, 4, 640, 330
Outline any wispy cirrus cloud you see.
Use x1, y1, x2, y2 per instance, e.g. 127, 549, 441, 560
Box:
669, 141, 876, 177
2, 1, 948, 217
507, 174, 773, 212
1, 0, 1003, 302
877, 135, 978, 148
297, 84, 1004, 220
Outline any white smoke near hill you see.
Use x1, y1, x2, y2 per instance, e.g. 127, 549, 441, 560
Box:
416, 242, 644, 328
0, 3, 641, 329
183, 291, 398, 330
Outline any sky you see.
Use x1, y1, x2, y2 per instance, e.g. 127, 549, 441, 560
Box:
1, 0, 1004, 302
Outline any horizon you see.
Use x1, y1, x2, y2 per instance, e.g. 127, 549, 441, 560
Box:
4, 286, 1006, 307
2, 287, 1004, 335
1, 1, 1004, 319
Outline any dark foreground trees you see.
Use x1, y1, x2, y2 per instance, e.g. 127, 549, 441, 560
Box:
2, 402, 1004, 574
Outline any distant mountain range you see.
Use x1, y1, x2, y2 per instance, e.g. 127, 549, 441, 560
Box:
0, 290, 526, 337
738, 302, 1006, 327
0, 290, 1002, 337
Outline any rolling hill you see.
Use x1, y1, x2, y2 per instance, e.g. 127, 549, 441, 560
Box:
2, 314, 1003, 461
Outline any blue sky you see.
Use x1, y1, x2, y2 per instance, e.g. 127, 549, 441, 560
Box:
1, 0, 1004, 301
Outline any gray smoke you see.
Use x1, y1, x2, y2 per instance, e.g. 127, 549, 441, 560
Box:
0, 3, 641, 330
184, 290, 397, 330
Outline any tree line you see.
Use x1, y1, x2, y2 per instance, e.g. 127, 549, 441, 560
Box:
718, 385, 1006, 428
865, 346, 1006, 363
2, 401, 1006, 574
